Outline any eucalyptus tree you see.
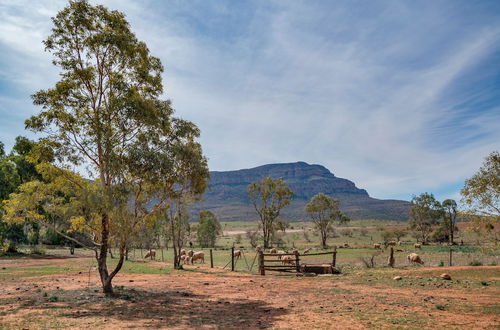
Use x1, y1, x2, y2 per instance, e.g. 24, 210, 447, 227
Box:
197, 210, 222, 248
248, 176, 294, 248
305, 193, 348, 248
461, 151, 499, 217
461, 151, 499, 244
8, 1, 208, 294
409, 193, 443, 244
442, 199, 457, 245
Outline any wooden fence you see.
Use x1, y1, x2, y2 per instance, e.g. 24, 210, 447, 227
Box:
257, 249, 337, 275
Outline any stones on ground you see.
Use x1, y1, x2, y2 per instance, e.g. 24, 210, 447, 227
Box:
440, 273, 451, 280
393, 276, 402, 281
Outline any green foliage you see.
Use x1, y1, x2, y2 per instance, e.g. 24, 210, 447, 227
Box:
305, 193, 346, 248
6, 0, 209, 294
381, 231, 395, 243
469, 260, 483, 266
248, 177, 294, 248
409, 193, 443, 243
436, 304, 446, 311
197, 210, 221, 248
461, 151, 499, 217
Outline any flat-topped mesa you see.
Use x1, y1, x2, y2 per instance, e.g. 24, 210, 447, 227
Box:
209, 161, 368, 200
193, 161, 409, 221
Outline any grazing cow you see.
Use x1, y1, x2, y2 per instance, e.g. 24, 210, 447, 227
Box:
270, 248, 277, 254
343, 243, 350, 248
233, 250, 242, 260
187, 250, 194, 257
387, 241, 397, 247
255, 245, 262, 253
180, 249, 186, 256
373, 243, 381, 249
191, 251, 205, 264
276, 250, 286, 260
414, 243, 422, 249
407, 253, 424, 265
144, 250, 156, 260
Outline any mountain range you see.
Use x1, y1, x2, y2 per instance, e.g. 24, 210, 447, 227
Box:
191, 162, 410, 221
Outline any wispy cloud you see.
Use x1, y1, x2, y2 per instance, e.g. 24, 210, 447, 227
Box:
1, 0, 499, 202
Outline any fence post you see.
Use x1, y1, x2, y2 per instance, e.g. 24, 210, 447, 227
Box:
388, 247, 395, 267
449, 248, 452, 267
210, 249, 214, 268
231, 247, 235, 271
294, 251, 300, 273
332, 246, 337, 268
259, 250, 265, 276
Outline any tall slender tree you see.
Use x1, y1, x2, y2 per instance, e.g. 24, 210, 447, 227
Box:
248, 177, 293, 248
7, 1, 208, 294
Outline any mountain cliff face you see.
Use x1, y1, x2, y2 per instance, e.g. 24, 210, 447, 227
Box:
191, 162, 410, 221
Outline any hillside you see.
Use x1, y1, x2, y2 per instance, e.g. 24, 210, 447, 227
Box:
191, 162, 410, 221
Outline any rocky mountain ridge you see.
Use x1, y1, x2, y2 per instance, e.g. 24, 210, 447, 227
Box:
191, 162, 410, 221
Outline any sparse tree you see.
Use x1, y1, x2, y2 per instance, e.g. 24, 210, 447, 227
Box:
197, 210, 221, 248
392, 229, 407, 242
442, 199, 458, 245
247, 177, 294, 248
305, 193, 347, 249
409, 193, 443, 244
245, 228, 259, 248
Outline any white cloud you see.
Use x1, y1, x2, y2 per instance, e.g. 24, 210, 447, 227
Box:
0, 0, 499, 202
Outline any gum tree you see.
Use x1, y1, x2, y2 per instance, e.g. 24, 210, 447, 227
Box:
305, 193, 347, 248
9, 1, 208, 294
409, 193, 443, 244
248, 177, 294, 248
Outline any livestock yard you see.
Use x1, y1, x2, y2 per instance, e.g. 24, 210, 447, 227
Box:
1, 221, 499, 329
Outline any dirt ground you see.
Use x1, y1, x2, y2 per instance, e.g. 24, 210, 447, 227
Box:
0, 256, 499, 329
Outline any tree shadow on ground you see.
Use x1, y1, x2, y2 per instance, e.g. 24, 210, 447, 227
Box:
7, 286, 288, 328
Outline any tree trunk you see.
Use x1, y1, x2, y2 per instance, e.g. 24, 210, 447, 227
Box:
321, 231, 327, 249
97, 213, 112, 295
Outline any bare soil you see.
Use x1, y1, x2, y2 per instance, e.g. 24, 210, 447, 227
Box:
0, 256, 499, 329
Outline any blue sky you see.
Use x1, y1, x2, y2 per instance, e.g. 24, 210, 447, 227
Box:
0, 0, 499, 202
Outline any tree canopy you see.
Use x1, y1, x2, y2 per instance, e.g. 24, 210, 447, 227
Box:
4, 0, 208, 294
248, 176, 293, 248
305, 193, 347, 248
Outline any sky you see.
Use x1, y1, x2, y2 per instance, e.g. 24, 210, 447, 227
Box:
0, 0, 499, 202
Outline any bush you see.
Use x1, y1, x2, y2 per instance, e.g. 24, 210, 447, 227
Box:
436, 304, 446, 311
2, 242, 17, 253
438, 260, 444, 267
339, 228, 353, 237
29, 246, 46, 255
469, 260, 483, 266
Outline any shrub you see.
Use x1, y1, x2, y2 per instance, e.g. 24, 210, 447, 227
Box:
436, 304, 446, 311
438, 260, 444, 267
48, 296, 59, 302
234, 234, 242, 244
469, 260, 483, 266
29, 246, 46, 255
246, 229, 259, 247
339, 228, 353, 237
